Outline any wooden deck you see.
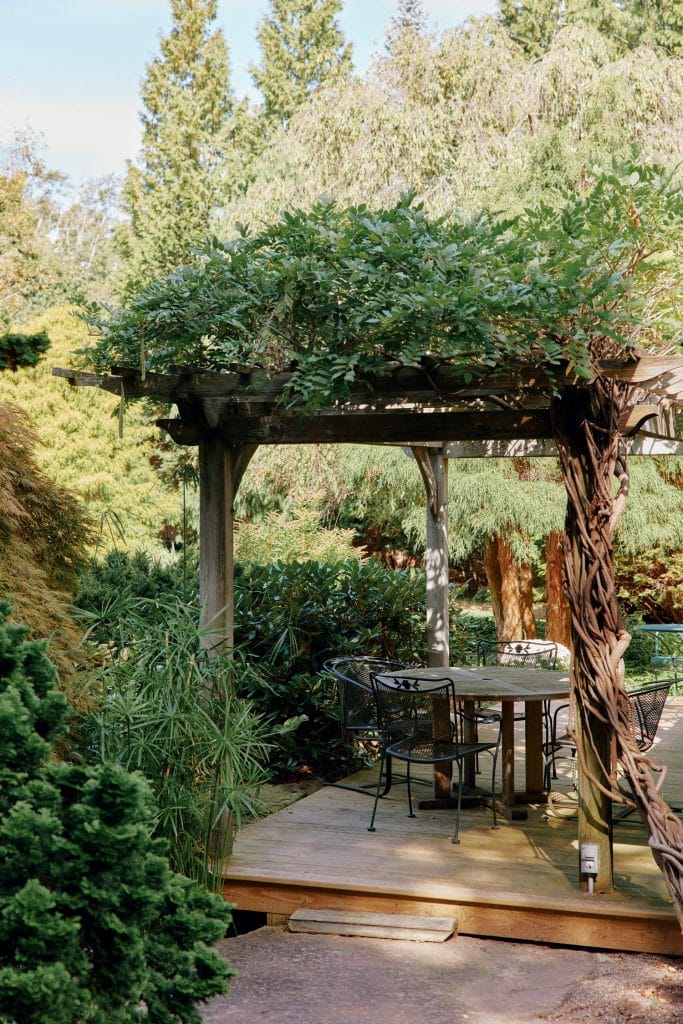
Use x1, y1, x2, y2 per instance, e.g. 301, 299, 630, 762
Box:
222, 698, 683, 955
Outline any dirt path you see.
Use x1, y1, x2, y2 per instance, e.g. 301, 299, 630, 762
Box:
202, 926, 681, 1024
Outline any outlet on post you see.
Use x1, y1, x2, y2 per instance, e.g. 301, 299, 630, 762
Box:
580, 843, 599, 894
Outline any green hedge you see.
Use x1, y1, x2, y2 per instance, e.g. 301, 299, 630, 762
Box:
75, 552, 500, 778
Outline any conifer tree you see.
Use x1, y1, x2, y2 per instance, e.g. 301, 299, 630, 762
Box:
498, 0, 563, 55
628, 0, 683, 52
250, 0, 353, 128
118, 0, 232, 295
0, 603, 233, 1022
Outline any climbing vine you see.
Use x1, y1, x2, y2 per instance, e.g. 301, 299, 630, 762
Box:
82, 162, 682, 409
552, 367, 683, 925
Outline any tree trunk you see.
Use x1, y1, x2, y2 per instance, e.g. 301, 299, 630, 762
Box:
485, 534, 525, 640
520, 562, 537, 639
545, 530, 571, 647
484, 535, 504, 635
552, 378, 683, 924
498, 535, 523, 641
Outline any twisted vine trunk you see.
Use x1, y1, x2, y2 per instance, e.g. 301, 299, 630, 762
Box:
551, 377, 683, 928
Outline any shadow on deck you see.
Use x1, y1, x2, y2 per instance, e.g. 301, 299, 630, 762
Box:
222, 698, 683, 955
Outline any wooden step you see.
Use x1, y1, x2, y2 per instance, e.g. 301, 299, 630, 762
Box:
288, 908, 457, 942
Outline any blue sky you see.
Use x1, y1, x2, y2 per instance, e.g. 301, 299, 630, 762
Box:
0, 1, 496, 186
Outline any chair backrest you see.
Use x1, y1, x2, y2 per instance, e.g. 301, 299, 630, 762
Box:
628, 680, 673, 753
369, 674, 457, 746
477, 639, 558, 670
323, 657, 413, 730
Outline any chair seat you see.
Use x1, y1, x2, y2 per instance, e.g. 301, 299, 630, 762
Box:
387, 737, 499, 763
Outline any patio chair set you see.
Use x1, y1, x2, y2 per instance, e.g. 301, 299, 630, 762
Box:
324, 656, 500, 844
324, 643, 676, 841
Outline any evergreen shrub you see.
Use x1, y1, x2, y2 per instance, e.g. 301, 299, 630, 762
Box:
0, 602, 233, 1024
75, 551, 499, 779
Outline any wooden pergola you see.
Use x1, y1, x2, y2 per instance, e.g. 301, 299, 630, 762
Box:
55, 351, 683, 912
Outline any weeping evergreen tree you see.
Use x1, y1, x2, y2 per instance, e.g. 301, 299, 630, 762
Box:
498, 0, 683, 57
221, 17, 683, 232
250, 0, 353, 128
118, 0, 232, 295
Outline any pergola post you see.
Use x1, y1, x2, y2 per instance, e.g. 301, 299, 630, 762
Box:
424, 448, 450, 670
413, 446, 452, 799
198, 431, 236, 653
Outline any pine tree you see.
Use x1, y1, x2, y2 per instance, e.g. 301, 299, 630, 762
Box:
498, 0, 563, 55
118, 0, 232, 295
628, 0, 683, 52
250, 0, 353, 128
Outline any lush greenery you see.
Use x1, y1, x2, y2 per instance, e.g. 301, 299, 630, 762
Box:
73, 548, 503, 779
235, 502, 359, 563
0, 329, 49, 371
0, 603, 232, 1023
223, 18, 683, 229
0, 389, 93, 682
84, 162, 682, 411
0, 307, 179, 553
251, 0, 353, 128
233, 557, 430, 776
118, 0, 233, 296
499, 0, 683, 57
0, 137, 119, 327
78, 594, 274, 888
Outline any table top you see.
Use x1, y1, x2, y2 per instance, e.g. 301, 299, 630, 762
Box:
374, 665, 571, 702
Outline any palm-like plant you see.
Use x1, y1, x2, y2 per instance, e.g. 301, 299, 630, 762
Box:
82, 595, 273, 889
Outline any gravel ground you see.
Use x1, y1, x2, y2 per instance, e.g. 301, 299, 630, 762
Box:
202, 925, 682, 1024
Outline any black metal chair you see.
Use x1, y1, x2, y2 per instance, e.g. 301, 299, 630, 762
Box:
323, 656, 415, 795
475, 639, 561, 777
542, 679, 674, 801
367, 674, 501, 844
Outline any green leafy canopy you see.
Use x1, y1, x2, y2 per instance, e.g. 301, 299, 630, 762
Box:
83, 162, 683, 410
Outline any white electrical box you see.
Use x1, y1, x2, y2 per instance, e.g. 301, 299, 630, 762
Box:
580, 843, 599, 874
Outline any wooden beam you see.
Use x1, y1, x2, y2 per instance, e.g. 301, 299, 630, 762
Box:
53, 354, 683, 406
232, 444, 258, 493
411, 445, 439, 516
600, 355, 683, 397
442, 436, 683, 458
54, 362, 557, 403
198, 433, 235, 653
158, 409, 554, 445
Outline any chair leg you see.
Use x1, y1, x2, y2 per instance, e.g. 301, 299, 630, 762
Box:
542, 702, 556, 779
451, 760, 463, 844
382, 754, 393, 796
406, 760, 415, 818
368, 753, 386, 832
490, 750, 498, 830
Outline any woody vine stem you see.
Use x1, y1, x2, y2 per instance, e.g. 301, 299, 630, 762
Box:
551, 370, 683, 929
